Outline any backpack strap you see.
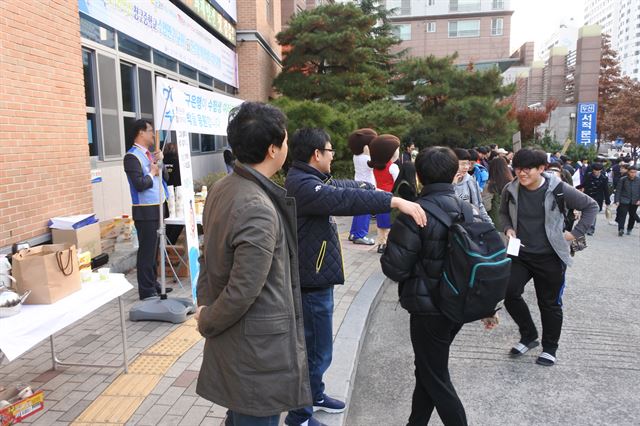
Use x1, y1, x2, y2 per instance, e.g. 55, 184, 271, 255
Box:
552, 182, 573, 231
418, 198, 474, 227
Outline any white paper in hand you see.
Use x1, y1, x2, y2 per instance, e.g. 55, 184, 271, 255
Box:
507, 237, 521, 257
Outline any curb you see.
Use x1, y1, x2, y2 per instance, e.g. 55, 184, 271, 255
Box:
315, 270, 389, 426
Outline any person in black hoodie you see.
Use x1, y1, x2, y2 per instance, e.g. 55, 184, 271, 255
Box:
381, 146, 470, 426
583, 162, 611, 218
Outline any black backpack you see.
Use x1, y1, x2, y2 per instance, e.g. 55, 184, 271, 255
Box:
419, 199, 511, 324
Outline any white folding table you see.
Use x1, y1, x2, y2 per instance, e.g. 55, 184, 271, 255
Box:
0, 273, 133, 372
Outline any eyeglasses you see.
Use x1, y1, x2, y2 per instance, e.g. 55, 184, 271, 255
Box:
514, 167, 534, 174
318, 148, 335, 155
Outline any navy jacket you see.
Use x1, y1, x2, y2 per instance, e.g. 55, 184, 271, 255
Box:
285, 161, 392, 288
583, 172, 610, 204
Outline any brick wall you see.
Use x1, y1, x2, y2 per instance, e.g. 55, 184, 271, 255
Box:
237, 0, 282, 102
0, 0, 91, 249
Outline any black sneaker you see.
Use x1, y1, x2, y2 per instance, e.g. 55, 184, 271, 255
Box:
626, 230, 632, 235
376, 244, 386, 254
618, 229, 624, 237
313, 394, 346, 414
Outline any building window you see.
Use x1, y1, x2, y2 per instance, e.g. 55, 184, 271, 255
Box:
83, 49, 99, 157
427, 22, 436, 33
428, 0, 435, 5
118, 32, 151, 61
179, 63, 198, 80
491, 18, 504, 36
449, 0, 481, 13
392, 24, 412, 41
80, 15, 115, 48
387, 0, 411, 16
492, 0, 505, 9
448, 20, 480, 38
97, 54, 122, 158
153, 51, 178, 72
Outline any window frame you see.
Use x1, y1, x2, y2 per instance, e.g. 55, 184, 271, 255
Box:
448, 20, 481, 38
392, 23, 412, 41
491, 17, 504, 36
81, 31, 235, 161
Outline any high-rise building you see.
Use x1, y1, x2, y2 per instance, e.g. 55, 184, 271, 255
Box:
584, 0, 640, 80
384, 0, 514, 68
281, 0, 334, 29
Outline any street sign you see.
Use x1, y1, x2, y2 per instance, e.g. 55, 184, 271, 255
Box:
576, 102, 598, 146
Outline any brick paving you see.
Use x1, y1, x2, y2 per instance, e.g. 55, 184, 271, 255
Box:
0, 217, 383, 425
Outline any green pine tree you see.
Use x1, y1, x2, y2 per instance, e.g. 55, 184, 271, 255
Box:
274, 2, 401, 106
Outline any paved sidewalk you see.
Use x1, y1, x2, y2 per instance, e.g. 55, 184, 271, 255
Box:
0, 216, 385, 425
348, 211, 640, 425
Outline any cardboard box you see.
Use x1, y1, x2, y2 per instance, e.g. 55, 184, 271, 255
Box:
52, 222, 102, 257
12, 244, 81, 304
0, 388, 44, 426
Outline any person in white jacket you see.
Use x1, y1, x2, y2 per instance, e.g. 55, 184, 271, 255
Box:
347, 129, 378, 245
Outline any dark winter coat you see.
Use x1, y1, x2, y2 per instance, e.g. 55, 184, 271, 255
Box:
615, 176, 640, 205
285, 161, 392, 288
583, 172, 610, 203
196, 164, 311, 416
381, 183, 465, 314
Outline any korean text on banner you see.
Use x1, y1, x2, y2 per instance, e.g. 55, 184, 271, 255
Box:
78, 0, 238, 87
155, 77, 243, 135
576, 102, 598, 146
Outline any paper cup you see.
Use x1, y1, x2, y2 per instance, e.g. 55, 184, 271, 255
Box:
98, 268, 110, 280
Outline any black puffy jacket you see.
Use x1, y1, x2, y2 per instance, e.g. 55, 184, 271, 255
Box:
381, 183, 464, 314
285, 161, 392, 288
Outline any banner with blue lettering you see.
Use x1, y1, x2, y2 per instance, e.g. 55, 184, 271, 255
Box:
576, 102, 598, 146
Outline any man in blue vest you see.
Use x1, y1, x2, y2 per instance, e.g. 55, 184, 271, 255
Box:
123, 119, 171, 300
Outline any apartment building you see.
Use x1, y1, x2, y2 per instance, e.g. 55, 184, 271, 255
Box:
385, 0, 513, 67
584, 0, 640, 80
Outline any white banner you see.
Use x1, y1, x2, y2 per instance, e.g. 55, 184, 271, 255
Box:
174, 130, 200, 303
79, 0, 238, 87
154, 77, 243, 135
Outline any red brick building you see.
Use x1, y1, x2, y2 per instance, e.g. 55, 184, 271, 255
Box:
0, 0, 288, 252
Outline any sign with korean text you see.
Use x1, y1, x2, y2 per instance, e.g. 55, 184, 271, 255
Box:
174, 130, 200, 303
178, 0, 236, 44
79, 0, 238, 87
576, 102, 598, 146
210, 0, 237, 22
154, 77, 243, 135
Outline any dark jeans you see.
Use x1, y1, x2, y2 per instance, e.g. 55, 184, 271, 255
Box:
134, 219, 159, 299
407, 314, 466, 426
616, 203, 639, 231
286, 287, 334, 425
225, 410, 280, 426
349, 214, 371, 239
504, 252, 566, 356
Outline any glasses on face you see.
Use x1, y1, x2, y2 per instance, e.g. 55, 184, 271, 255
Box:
318, 148, 335, 155
515, 167, 534, 175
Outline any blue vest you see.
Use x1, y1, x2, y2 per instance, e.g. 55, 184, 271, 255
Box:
126, 146, 168, 206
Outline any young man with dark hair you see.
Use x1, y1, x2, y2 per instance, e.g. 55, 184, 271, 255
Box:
499, 148, 598, 366
195, 102, 312, 425
452, 148, 492, 223
614, 165, 640, 236
284, 128, 427, 426
382, 146, 471, 426
123, 119, 171, 300
583, 162, 611, 213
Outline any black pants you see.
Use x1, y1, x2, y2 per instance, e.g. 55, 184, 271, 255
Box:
407, 314, 467, 426
504, 252, 566, 356
134, 219, 159, 299
588, 194, 605, 211
615, 203, 639, 231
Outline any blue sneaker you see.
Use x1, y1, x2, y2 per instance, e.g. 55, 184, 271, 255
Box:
286, 417, 327, 426
313, 394, 345, 413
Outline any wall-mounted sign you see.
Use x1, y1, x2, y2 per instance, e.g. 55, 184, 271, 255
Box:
178, 0, 236, 44
576, 102, 598, 146
155, 77, 243, 135
210, 0, 237, 23
79, 0, 238, 87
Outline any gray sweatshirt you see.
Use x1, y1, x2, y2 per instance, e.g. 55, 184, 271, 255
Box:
454, 174, 493, 224
499, 172, 598, 266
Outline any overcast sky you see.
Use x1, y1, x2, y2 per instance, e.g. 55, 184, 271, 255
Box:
510, 0, 585, 56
